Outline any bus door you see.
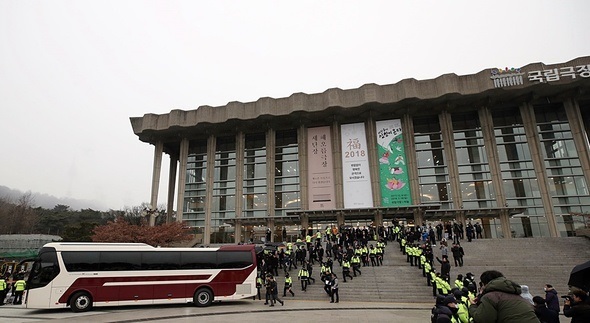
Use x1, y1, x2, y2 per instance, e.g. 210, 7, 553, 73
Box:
25, 248, 60, 308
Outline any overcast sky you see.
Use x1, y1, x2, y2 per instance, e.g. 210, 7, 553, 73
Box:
1, 0, 589, 211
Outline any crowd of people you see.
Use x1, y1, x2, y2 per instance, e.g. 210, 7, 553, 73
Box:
255, 222, 590, 323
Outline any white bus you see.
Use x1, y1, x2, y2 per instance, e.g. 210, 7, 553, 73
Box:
23, 242, 257, 312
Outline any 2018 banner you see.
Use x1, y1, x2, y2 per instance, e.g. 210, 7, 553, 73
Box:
341, 123, 373, 208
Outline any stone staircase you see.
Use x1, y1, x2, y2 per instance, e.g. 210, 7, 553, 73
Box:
274, 237, 590, 303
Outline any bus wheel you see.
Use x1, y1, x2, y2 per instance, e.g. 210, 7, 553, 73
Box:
70, 292, 93, 312
193, 288, 213, 307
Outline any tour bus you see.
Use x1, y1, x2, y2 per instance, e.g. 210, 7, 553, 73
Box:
23, 242, 257, 312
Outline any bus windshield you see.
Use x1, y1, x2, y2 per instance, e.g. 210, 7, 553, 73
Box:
27, 247, 60, 290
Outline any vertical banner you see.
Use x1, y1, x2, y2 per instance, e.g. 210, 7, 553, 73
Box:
341, 123, 373, 208
375, 119, 412, 206
307, 126, 336, 210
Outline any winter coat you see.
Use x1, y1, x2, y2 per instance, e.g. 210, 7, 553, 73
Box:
534, 304, 560, 323
468, 277, 540, 323
432, 304, 459, 323
544, 289, 560, 313
563, 300, 590, 323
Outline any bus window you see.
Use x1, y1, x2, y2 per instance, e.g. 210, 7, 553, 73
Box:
141, 251, 181, 270
100, 252, 141, 271
62, 251, 100, 272
217, 251, 253, 269
180, 251, 216, 269
28, 247, 60, 290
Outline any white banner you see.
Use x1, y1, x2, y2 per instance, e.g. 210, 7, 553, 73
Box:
341, 123, 373, 208
307, 126, 336, 210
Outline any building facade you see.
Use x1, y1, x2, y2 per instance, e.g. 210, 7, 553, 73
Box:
131, 57, 590, 244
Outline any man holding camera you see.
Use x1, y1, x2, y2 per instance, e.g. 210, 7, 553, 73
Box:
563, 289, 590, 322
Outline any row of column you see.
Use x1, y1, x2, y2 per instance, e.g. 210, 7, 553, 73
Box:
147, 99, 590, 241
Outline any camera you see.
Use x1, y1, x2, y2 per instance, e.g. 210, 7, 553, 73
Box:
561, 295, 571, 300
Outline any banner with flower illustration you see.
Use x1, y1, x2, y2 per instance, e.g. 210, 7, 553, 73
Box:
375, 119, 412, 206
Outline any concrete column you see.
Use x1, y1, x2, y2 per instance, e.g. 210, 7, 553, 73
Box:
414, 208, 424, 227
268, 217, 275, 243
564, 98, 590, 191
204, 135, 216, 244
332, 120, 344, 209
149, 141, 164, 226
439, 111, 462, 209
336, 212, 345, 228
402, 113, 420, 206
298, 124, 309, 210
234, 132, 245, 243
520, 102, 559, 237
166, 155, 178, 223
366, 116, 381, 207
300, 214, 309, 234
374, 210, 383, 227
176, 138, 189, 223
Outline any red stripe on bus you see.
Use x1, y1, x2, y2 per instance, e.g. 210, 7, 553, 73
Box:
57, 267, 254, 304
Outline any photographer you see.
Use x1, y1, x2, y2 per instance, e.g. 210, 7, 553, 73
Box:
563, 289, 590, 323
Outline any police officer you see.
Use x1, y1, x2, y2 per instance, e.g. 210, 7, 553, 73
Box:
342, 259, 353, 282
298, 266, 309, 291
254, 273, 263, 300
0, 276, 6, 305
351, 254, 362, 277
13, 278, 26, 305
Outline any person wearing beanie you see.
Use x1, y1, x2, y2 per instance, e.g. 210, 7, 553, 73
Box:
432, 294, 460, 323
532, 296, 559, 323
468, 270, 540, 323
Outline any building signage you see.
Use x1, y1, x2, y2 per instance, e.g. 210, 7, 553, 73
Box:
341, 123, 373, 208
307, 126, 336, 210
527, 65, 590, 83
375, 119, 412, 206
491, 64, 590, 88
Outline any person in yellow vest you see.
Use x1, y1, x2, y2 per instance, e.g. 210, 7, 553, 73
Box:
351, 254, 362, 277
297, 267, 309, 291
342, 259, 354, 282
283, 272, 294, 297
254, 274, 264, 300
454, 274, 464, 290
13, 278, 26, 305
0, 276, 6, 305
369, 245, 378, 267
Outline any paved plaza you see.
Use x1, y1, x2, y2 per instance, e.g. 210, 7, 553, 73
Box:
0, 300, 432, 322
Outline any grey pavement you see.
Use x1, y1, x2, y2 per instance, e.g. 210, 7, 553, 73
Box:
0, 300, 433, 322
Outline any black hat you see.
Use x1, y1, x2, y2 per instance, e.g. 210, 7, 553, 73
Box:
532, 296, 545, 305
443, 295, 457, 305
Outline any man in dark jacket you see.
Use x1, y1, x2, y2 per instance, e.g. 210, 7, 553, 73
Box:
436, 255, 451, 283
544, 284, 560, 313
432, 294, 460, 323
563, 289, 590, 323
532, 296, 559, 323
468, 270, 540, 323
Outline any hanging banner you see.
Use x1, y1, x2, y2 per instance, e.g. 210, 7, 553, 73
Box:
341, 123, 373, 208
307, 126, 336, 210
375, 119, 412, 206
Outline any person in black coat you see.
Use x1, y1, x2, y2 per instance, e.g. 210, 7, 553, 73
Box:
533, 296, 560, 323
436, 255, 451, 283
563, 289, 590, 323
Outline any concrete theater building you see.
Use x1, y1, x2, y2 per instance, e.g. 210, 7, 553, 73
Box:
131, 56, 590, 244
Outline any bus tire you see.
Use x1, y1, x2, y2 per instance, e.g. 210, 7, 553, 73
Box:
70, 291, 93, 312
193, 288, 213, 307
